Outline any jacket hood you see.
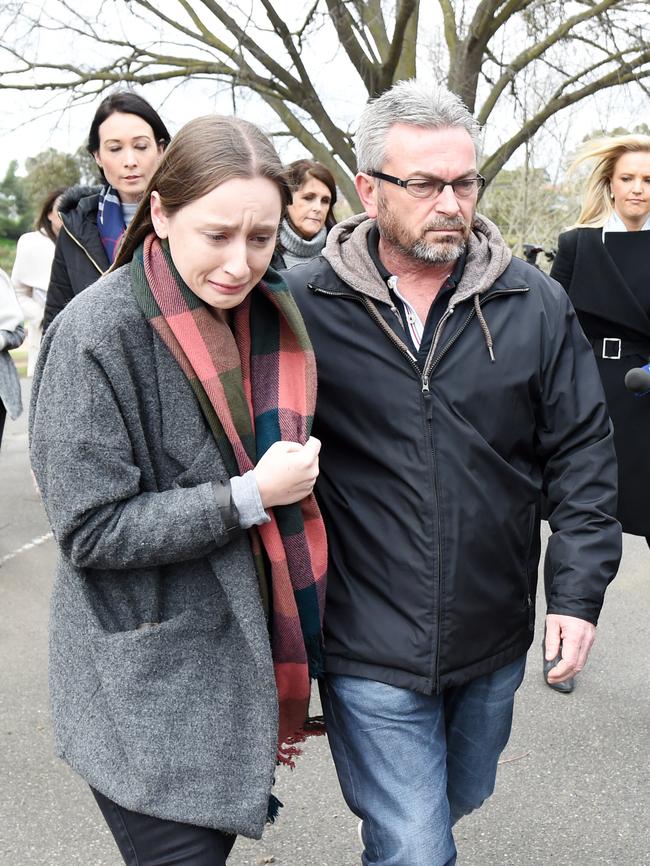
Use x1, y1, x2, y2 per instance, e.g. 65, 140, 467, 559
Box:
322, 211, 513, 362
58, 185, 102, 216
323, 211, 512, 306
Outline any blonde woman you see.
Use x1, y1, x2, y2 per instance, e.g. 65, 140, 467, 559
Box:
545, 134, 650, 692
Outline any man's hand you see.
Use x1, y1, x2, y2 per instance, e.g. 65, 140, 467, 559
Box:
544, 613, 596, 684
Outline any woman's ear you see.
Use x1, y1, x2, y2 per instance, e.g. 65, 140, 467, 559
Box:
150, 191, 168, 239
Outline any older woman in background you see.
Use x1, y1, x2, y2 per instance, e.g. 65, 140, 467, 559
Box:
275, 159, 337, 268
11, 188, 65, 376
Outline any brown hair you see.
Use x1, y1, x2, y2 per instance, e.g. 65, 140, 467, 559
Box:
572, 133, 650, 228
35, 187, 67, 242
284, 159, 338, 230
114, 115, 291, 268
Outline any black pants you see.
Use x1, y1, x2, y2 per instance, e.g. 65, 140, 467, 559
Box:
91, 788, 236, 866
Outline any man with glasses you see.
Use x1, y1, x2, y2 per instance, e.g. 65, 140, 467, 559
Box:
283, 79, 620, 865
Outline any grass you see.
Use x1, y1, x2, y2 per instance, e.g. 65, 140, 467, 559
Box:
0, 237, 17, 274
9, 347, 28, 378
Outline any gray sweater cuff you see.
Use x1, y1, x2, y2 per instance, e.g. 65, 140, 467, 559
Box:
230, 471, 270, 528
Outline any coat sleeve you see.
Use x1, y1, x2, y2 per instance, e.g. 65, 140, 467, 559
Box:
43, 232, 75, 334
535, 287, 621, 624
29, 322, 240, 571
0, 324, 25, 352
549, 230, 577, 293
0, 269, 25, 350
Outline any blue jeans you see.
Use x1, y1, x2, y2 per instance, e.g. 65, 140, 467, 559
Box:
321, 655, 527, 866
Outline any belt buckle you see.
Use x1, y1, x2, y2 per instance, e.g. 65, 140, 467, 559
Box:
602, 338, 621, 360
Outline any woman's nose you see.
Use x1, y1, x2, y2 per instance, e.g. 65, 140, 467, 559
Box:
223, 243, 250, 279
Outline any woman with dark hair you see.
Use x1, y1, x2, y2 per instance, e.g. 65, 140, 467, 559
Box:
30, 114, 326, 865
275, 159, 337, 268
11, 187, 65, 375
43, 90, 170, 332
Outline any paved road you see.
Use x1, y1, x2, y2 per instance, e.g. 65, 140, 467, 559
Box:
1, 380, 648, 866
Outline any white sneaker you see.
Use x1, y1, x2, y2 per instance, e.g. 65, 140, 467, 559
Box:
357, 819, 364, 845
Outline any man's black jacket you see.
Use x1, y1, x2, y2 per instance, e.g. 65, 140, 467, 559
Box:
283, 214, 621, 693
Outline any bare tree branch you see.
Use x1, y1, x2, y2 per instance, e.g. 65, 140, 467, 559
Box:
477, 0, 632, 125
480, 53, 650, 182
0, 0, 648, 207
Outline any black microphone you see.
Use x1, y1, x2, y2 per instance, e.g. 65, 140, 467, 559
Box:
624, 363, 650, 396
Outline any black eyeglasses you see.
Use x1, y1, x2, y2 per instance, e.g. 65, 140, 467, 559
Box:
367, 170, 485, 199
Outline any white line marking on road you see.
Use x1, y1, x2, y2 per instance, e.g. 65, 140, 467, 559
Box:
0, 532, 54, 566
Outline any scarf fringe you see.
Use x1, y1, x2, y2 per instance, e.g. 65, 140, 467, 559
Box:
266, 793, 284, 824
276, 715, 327, 769
270, 716, 326, 822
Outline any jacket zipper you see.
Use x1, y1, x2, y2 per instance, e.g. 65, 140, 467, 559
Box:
424, 287, 528, 689
311, 281, 529, 691
61, 222, 106, 276
310, 284, 422, 376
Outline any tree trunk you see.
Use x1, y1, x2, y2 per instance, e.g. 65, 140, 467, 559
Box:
447, 41, 483, 112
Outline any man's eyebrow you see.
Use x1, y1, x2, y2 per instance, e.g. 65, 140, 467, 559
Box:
408, 170, 477, 180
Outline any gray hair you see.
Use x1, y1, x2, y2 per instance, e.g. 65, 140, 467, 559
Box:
355, 79, 481, 173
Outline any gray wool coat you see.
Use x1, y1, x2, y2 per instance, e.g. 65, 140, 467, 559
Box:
29, 266, 279, 838
0, 326, 24, 419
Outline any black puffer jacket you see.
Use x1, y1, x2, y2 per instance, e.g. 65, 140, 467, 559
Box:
284, 213, 621, 694
43, 186, 109, 333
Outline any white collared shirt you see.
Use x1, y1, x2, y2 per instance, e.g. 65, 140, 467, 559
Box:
388, 275, 425, 350
602, 210, 650, 240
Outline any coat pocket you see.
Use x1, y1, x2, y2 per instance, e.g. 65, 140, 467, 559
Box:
90, 589, 264, 782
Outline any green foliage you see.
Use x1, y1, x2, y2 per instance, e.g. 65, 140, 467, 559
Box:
480, 165, 580, 268
74, 144, 101, 186
582, 123, 650, 141
23, 147, 80, 212
0, 161, 31, 240
0, 237, 17, 272
0, 145, 93, 240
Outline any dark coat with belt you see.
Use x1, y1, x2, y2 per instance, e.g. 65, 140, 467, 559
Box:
43, 186, 109, 334
284, 214, 621, 694
551, 227, 650, 536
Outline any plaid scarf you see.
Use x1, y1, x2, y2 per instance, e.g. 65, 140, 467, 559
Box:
131, 233, 327, 768
97, 185, 126, 263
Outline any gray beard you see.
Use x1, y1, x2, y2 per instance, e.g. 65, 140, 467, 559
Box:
410, 235, 467, 263
377, 202, 470, 264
